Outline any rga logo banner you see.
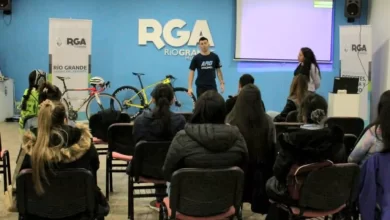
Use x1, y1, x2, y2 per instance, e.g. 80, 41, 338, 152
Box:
339, 25, 372, 122
49, 18, 92, 111
138, 19, 214, 60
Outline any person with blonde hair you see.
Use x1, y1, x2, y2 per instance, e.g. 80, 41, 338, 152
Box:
20, 100, 109, 218
274, 74, 309, 122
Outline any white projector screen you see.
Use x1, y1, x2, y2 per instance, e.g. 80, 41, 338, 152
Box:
235, 0, 334, 62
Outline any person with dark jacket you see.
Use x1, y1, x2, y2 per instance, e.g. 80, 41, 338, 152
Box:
226, 84, 276, 214
163, 90, 248, 182
21, 100, 109, 218
266, 93, 346, 220
132, 83, 186, 210
226, 74, 267, 114
133, 84, 186, 143
274, 74, 309, 122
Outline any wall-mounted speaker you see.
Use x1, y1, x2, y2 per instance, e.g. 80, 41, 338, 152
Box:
0, 0, 11, 15
345, 0, 361, 20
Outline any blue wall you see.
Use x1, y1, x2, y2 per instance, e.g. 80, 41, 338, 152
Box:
0, 0, 368, 111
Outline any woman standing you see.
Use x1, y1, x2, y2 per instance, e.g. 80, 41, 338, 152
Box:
294, 47, 321, 92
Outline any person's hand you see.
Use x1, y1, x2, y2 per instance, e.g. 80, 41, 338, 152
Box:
220, 83, 225, 93
188, 87, 193, 96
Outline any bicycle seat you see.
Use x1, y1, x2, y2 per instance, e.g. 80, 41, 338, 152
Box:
132, 72, 145, 76
56, 76, 71, 81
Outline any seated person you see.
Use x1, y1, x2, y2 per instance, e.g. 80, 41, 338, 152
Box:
225, 84, 276, 214
266, 93, 346, 220
132, 84, 186, 210
274, 74, 308, 122
133, 84, 186, 142
225, 73, 265, 114
19, 70, 46, 130
349, 90, 390, 165
24, 81, 75, 130
163, 90, 248, 181
21, 100, 109, 218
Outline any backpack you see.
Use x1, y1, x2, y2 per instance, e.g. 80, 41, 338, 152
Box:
89, 109, 130, 142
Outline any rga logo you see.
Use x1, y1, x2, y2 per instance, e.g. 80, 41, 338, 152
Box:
138, 19, 214, 60
53, 65, 88, 72
67, 38, 87, 48
352, 44, 367, 52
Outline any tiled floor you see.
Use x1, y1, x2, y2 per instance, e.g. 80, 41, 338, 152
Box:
0, 122, 333, 220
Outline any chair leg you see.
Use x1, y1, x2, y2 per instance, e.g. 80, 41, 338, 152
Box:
128, 175, 134, 220
2, 161, 7, 192
105, 156, 110, 201
109, 167, 113, 192
6, 152, 11, 187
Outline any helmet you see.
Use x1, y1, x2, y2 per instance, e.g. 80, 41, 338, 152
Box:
89, 76, 105, 85
34, 69, 47, 87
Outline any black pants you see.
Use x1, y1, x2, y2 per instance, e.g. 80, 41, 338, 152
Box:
196, 87, 217, 98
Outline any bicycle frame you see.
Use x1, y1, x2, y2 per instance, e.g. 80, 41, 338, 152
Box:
126, 76, 172, 109
61, 80, 106, 112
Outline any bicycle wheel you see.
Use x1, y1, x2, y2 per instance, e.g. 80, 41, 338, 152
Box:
61, 98, 78, 121
112, 85, 145, 119
86, 93, 123, 120
172, 87, 196, 113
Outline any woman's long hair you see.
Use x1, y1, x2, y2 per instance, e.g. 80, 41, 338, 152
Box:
151, 84, 174, 136
289, 74, 309, 106
190, 90, 226, 124
31, 100, 66, 195
226, 84, 271, 162
373, 90, 390, 151
301, 47, 321, 78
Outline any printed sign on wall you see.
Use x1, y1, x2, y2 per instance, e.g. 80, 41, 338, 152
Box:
339, 25, 372, 121
138, 19, 214, 60
48, 18, 92, 112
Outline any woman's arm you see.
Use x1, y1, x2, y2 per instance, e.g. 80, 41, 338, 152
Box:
348, 128, 375, 164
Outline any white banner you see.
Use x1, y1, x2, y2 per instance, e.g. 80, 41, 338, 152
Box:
339, 25, 372, 121
49, 18, 92, 112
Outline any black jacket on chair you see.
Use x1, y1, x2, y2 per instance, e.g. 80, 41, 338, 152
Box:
274, 99, 298, 122
163, 124, 248, 181
273, 126, 346, 183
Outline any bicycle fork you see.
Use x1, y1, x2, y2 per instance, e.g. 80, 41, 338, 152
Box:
94, 93, 105, 111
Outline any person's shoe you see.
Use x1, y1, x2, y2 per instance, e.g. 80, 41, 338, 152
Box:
148, 200, 161, 212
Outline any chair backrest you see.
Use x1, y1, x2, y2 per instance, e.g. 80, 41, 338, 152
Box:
0, 132, 2, 153
108, 123, 134, 155
17, 168, 96, 219
131, 140, 171, 180
286, 110, 299, 122
324, 117, 364, 138
180, 112, 193, 122
298, 163, 360, 210
169, 167, 244, 218
344, 134, 358, 155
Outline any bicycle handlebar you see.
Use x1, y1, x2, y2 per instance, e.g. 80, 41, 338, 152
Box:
166, 75, 176, 80
105, 81, 110, 88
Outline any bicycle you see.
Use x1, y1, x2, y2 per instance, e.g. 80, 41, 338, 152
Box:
112, 72, 196, 119
56, 76, 122, 121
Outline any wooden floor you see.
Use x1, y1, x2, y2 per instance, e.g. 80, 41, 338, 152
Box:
0, 122, 332, 219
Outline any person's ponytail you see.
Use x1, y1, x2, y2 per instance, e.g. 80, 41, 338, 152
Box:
153, 97, 172, 136
21, 86, 34, 111
31, 100, 64, 195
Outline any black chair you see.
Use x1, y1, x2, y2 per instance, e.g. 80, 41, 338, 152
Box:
0, 133, 11, 192
160, 167, 244, 220
17, 168, 100, 220
179, 112, 193, 122
286, 110, 299, 122
272, 163, 360, 219
106, 123, 134, 200
127, 141, 171, 220
324, 117, 365, 138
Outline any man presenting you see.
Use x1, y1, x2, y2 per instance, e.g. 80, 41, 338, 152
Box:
188, 37, 224, 98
